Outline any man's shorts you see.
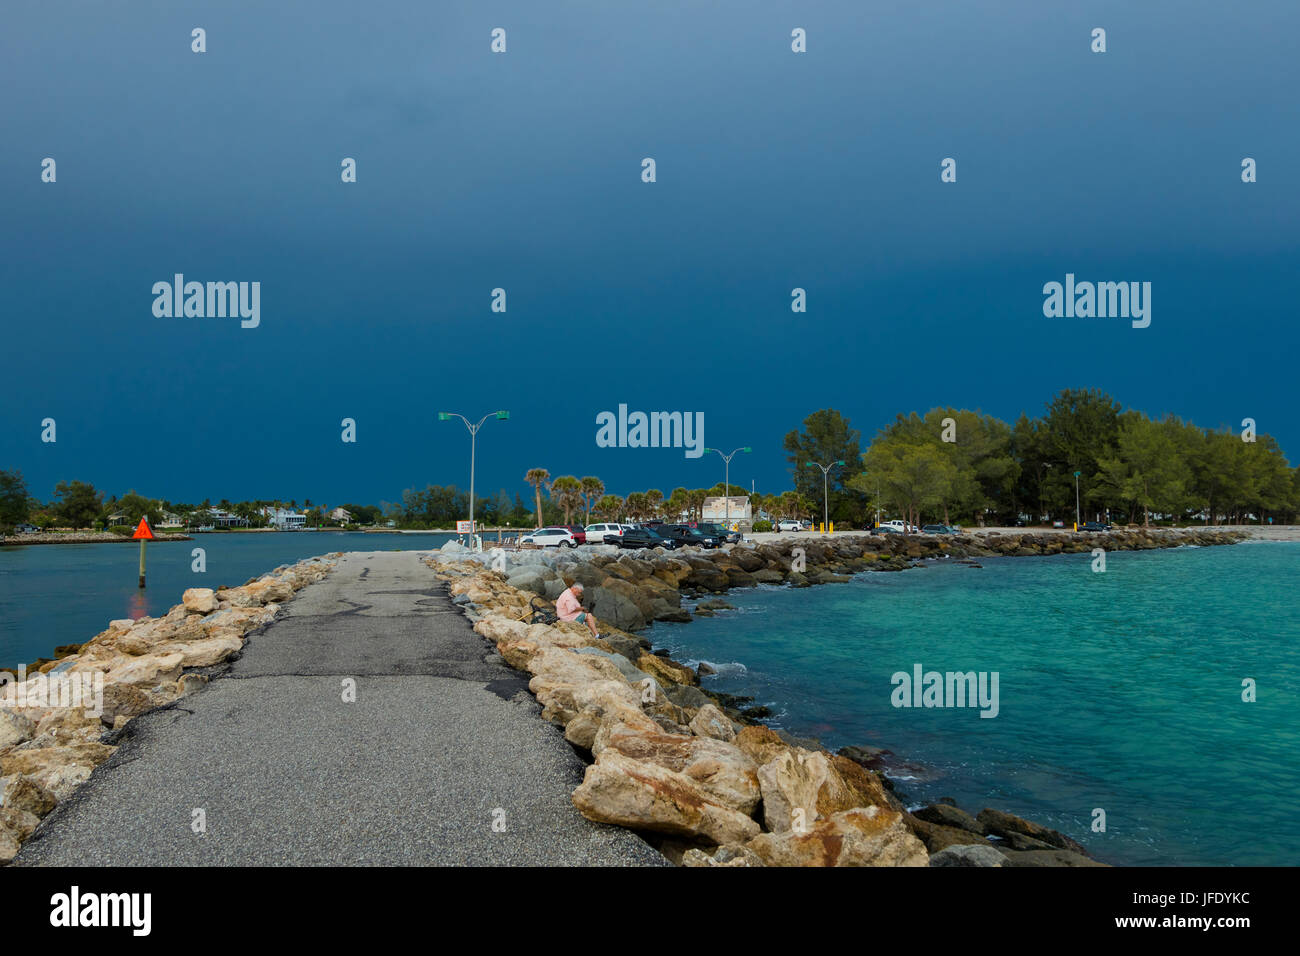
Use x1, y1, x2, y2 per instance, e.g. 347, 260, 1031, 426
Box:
574, 612, 588, 623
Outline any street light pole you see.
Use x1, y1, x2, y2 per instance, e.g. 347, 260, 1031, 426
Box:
1039, 462, 1053, 524
805, 460, 846, 532
438, 410, 510, 549
704, 446, 751, 530
1074, 470, 1082, 529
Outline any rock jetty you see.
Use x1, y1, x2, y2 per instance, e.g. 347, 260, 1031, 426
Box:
0, 554, 339, 863
426, 527, 1243, 866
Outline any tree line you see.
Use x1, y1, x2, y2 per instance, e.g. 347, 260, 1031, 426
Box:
5, 388, 1294, 534
783, 389, 1299, 528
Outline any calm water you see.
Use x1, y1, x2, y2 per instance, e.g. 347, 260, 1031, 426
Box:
649, 541, 1299, 866
0, 531, 455, 667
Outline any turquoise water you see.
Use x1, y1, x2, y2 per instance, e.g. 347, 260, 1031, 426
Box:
649, 541, 1299, 866
0, 532, 455, 667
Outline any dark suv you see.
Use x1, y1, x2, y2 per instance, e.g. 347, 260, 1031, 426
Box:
1080, 521, 1113, 532
658, 524, 719, 548
617, 526, 676, 550
691, 521, 741, 544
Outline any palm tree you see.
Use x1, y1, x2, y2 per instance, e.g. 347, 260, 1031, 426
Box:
580, 476, 605, 524
525, 468, 550, 528
595, 494, 624, 521
625, 492, 647, 521
644, 489, 664, 519
686, 488, 708, 523
548, 475, 583, 524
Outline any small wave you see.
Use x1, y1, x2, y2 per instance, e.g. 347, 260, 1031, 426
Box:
695, 660, 748, 677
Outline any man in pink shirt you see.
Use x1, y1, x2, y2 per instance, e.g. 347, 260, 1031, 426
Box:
555, 582, 599, 637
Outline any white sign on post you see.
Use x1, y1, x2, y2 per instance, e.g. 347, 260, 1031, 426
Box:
456, 520, 475, 534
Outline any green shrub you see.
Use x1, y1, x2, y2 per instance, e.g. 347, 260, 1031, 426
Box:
752, 520, 773, 532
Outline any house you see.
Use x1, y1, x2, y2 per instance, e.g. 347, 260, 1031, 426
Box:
702, 496, 752, 529
329, 507, 353, 524
159, 511, 183, 527
208, 508, 249, 528
262, 507, 307, 530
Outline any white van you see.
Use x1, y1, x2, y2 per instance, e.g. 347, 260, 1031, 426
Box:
881, 520, 919, 534
585, 522, 627, 544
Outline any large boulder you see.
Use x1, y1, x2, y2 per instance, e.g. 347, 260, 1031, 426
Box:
0, 712, 36, 751
976, 808, 1088, 855
572, 748, 762, 846
588, 586, 647, 631
755, 748, 870, 832
636, 653, 698, 687
930, 844, 1005, 867
0, 806, 39, 842
181, 588, 218, 614
688, 704, 736, 742
564, 688, 659, 752
601, 727, 760, 815
1, 774, 58, 816
0, 742, 116, 778
104, 651, 184, 686
907, 815, 995, 854
747, 806, 928, 867
733, 725, 793, 766
505, 569, 547, 596
169, 633, 245, 668
0, 825, 19, 865
99, 682, 156, 723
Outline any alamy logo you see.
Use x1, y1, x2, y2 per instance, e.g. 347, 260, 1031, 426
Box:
1042, 273, 1150, 328
152, 274, 260, 328
595, 404, 704, 458
49, 886, 151, 936
1, 665, 103, 718
891, 663, 1000, 718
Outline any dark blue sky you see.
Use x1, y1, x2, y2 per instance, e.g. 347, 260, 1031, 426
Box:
3, 1, 1296, 508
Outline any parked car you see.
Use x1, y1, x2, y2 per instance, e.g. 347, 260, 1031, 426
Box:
585, 522, 625, 543
616, 526, 676, 550
691, 521, 741, 544
874, 525, 902, 535
520, 527, 578, 548
13, 523, 40, 534
1052, 520, 1066, 528
557, 524, 588, 544
922, 524, 959, 535
880, 519, 919, 534
1080, 521, 1113, 532
658, 524, 719, 548
776, 519, 802, 532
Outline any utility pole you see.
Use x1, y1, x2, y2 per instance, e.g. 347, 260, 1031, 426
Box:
1074, 470, 1082, 529
805, 460, 845, 532
438, 410, 510, 549
704, 446, 751, 530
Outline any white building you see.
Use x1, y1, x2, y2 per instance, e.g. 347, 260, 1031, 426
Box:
702, 496, 752, 529
262, 507, 307, 530
329, 507, 353, 524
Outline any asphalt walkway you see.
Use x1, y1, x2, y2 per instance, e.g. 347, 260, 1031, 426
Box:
17, 552, 663, 866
